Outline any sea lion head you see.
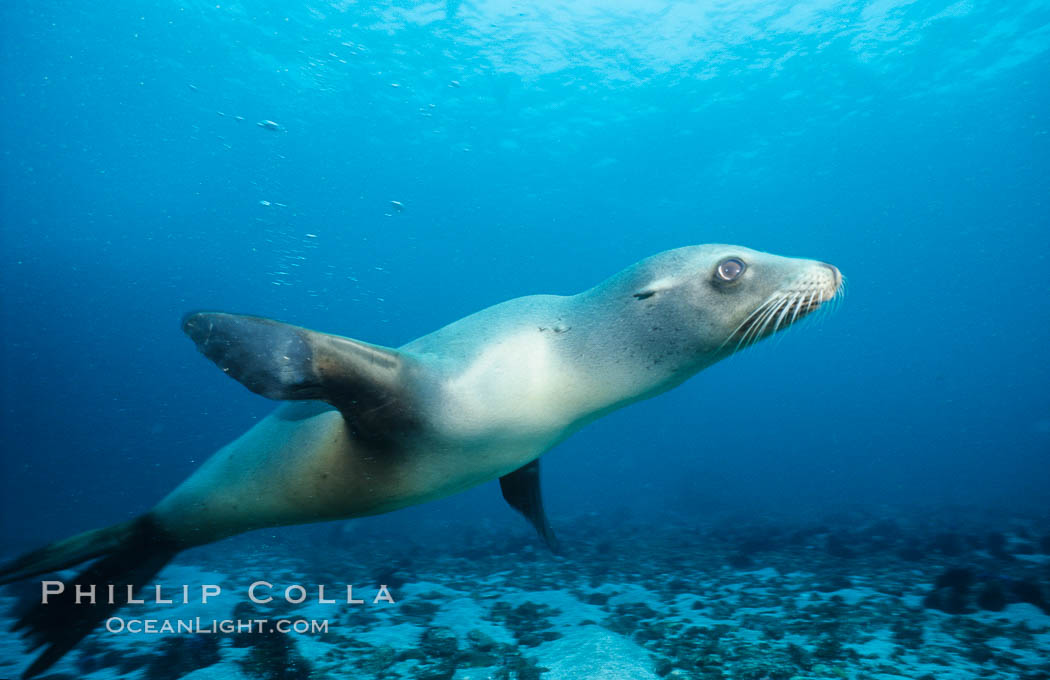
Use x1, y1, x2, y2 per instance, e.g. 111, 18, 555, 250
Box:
625, 244, 843, 358
691, 244, 843, 354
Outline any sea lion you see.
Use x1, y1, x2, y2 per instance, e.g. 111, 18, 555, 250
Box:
1, 244, 842, 677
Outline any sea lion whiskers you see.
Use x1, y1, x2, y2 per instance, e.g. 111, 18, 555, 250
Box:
737, 296, 785, 351
762, 293, 807, 351
831, 274, 848, 313
803, 275, 846, 334
720, 294, 778, 353
729, 269, 839, 353
773, 292, 801, 335
789, 290, 807, 327
819, 278, 847, 330
754, 295, 789, 344
730, 294, 785, 352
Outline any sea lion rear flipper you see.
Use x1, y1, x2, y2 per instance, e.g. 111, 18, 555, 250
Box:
500, 459, 560, 553
0, 514, 179, 679
182, 312, 418, 442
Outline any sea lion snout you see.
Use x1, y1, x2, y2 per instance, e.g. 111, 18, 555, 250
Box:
822, 262, 843, 291
714, 252, 843, 353
783, 259, 843, 315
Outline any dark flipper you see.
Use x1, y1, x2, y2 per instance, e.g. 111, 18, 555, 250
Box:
500, 460, 560, 553
182, 312, 420, 443
1, 514, 179, 679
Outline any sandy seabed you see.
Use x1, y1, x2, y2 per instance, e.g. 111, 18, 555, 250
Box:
2, 509, 1048, 680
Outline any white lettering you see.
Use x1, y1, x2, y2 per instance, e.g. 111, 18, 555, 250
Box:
75, 583, 96, 604
41, 581, 64, 604
201, 584, 221, 603
285, 585, 306, 604
249, 581, 273, 603
374, 584, 395, 604
127, 585, 144, 604
154, 585, 172, 604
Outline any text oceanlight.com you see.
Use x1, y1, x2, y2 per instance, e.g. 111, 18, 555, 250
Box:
105, 617, 330, 635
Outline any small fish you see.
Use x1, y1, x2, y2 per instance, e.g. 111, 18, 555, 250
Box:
389, 200, 404, 213
257, 119, 281, 131
449, 80, 461, 88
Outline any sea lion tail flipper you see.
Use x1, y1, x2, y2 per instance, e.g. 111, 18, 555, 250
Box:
182, 312, 415, 438
500, 459, 560, 553
0, 515, 179, 679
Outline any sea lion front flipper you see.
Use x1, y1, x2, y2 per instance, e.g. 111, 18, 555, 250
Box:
499, 459, 560, 553
182, 312, 419, 442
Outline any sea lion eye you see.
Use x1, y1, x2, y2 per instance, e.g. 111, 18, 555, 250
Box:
716, 258, 745, 282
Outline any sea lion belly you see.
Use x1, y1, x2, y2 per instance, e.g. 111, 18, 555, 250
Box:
152, 406, 398, 544
151, 402, 549, 547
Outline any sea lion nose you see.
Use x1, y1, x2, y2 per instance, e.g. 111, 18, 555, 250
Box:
823, 263, 842, 289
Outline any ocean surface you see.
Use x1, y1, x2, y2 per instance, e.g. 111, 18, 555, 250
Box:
1, 1, 1049, 679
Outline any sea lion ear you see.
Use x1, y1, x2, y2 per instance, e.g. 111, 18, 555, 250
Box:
182, 312, 417, 440
632, 276, 677, 301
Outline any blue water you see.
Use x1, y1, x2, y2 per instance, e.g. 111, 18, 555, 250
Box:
1, 0, 1048, 563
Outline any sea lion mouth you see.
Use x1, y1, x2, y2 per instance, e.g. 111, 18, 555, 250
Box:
723, 264, 844, 352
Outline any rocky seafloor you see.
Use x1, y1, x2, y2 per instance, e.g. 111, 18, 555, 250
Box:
2, 508, 1049, 680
